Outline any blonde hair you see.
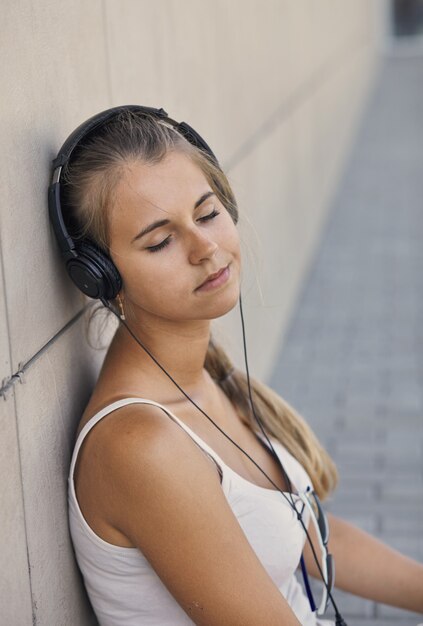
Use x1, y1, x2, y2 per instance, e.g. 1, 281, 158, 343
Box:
63, 109, 337, 500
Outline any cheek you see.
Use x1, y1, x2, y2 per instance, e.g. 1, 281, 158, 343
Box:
122, 253, 190, 310
220, 216, 241, 258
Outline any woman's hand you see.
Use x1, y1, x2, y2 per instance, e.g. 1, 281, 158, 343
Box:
303, 512, 423, 614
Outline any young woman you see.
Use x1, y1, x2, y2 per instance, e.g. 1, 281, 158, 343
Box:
50, 106, 423, 625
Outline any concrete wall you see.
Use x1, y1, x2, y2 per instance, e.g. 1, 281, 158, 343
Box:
0, 1, 382, 623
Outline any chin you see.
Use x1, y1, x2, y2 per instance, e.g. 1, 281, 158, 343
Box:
200, 288, 240, 320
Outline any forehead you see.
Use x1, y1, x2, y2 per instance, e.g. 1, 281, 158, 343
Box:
112, 151, 210, 221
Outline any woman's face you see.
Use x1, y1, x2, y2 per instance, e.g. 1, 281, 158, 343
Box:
108, 151, 241, 325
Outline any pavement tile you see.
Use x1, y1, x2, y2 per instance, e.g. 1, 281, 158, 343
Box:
377, 604, 423, 621
348, 614, 423, 626
269, 55, 423, 625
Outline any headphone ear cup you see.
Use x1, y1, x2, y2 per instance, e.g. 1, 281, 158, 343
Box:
66, 239, 122, 301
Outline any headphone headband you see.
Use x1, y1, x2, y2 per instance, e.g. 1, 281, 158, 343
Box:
48, 104, 221, 304
51, 105, 169, 170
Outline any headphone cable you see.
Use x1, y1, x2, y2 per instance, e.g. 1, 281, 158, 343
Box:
100, 295, 296, 510
100, 294, 347, 624
238, 293, 346, 625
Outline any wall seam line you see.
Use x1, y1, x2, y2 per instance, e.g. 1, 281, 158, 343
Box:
0, 29, 374, 398
224, 28, 371, 173
0, 226, 35, 621
0, 302, 95, 400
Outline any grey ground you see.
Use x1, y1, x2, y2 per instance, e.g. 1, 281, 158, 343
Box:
269, 54, 423, 626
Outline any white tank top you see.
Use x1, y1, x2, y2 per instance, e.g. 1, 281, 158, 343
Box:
68, 397, 334, 626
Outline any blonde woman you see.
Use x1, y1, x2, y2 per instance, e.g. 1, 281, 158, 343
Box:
49, 106, 423, 625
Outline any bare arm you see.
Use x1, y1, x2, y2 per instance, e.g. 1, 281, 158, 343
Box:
303, 512, 423, 613
97, 406, 302, 626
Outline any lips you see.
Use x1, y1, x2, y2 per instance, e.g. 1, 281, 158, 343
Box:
197, 265, 228, 289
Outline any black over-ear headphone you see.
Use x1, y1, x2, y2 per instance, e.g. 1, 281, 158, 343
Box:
48, 104, 221, 304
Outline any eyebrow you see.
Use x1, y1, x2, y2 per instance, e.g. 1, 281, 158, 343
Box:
131, 191, 215, 244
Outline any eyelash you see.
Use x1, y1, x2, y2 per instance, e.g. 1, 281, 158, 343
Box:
146, 208, 221, 253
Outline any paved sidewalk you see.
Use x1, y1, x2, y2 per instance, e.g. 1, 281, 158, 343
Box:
269, 55, 423, 625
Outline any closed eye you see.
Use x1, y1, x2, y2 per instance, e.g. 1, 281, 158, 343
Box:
198, 208, 220, 222
146, 208, 221, 253
146, 235, 171, 252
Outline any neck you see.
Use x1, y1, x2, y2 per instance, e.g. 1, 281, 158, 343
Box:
109, 314, 213, 394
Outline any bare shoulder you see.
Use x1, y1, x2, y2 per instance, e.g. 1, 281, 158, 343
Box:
75, 399, 223, 522
87, 399, 220, 479
82, 398, 212, 457
77, 401, 300, 626
77, 398, 211, 473
85, 399, 223, 510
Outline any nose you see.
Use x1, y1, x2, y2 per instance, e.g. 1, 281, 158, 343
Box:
187, 226, 218, 264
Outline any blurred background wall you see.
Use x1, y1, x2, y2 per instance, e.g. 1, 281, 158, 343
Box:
0, 1, 387, 623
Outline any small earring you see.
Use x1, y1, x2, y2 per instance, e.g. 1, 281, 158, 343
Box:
116, 293, 126, 320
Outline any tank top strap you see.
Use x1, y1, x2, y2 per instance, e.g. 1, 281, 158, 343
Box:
69, 397, 225, 484
69, 397, 312, 497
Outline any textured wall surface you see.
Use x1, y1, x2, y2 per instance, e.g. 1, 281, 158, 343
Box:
0, 1, 382, 623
